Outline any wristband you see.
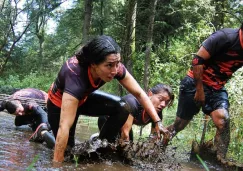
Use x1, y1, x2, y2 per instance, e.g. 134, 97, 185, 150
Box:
192, 54, 205, 66
152, 120, 162, 128
153, 120, 161, 124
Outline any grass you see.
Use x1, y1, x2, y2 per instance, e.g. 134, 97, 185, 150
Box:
196, 154, 210, 171
26, 154, 39, 171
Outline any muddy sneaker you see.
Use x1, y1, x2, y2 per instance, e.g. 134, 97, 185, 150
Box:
29, 123, 49, 143
42, 131, 55, 149
89, 133, 102, 147
89, 133, 99, 143
88, 133, 110, 154
87, 133, 99, 152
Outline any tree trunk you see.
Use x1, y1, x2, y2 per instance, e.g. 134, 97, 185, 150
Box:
0, 1, 32, 74
0, 42, 16, 74
37, 32, 44, 67
0, 0, 6, 12
99, 0, 104, 35
82, 0, 93, 43
122, 0, 137, 74
119, 0, 137, 96
143, 0, 157, 91
34, 0, 63, 68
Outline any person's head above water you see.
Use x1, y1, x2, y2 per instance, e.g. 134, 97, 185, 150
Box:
1, 100, 24, 115
76, 35, 122, 82
149, 83, 174, 113
76, 35, 121, 66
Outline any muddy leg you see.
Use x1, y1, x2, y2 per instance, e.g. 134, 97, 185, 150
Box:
210, 109, 230, 160
166, 116, 191, 143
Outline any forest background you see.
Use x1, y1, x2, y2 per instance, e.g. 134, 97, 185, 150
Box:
0, 0, 243, 163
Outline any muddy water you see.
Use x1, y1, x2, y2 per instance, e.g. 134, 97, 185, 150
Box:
0, 112, 224, 171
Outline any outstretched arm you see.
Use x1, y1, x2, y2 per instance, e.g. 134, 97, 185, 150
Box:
53, 93, 78, 162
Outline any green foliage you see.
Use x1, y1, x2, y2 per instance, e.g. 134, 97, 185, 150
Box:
225, 68, 243, 161
0, 71, 55, 92
131, 52, 145, 86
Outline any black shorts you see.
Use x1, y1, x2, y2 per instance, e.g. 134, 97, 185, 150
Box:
177, 76, 229, 120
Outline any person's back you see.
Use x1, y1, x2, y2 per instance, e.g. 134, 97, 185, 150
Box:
12, 88, 47, 102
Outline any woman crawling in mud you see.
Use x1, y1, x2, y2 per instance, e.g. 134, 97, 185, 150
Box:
97, 83, 174, 144
47, 35, 170, 162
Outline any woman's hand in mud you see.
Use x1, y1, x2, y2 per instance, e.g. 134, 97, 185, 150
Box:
155, 121, 170, 141
162, 134, 170, 146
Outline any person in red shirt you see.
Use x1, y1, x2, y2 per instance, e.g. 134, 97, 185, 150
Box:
0, 88, 55, 148
167, 23, 243, 161
47, 35, 170, 162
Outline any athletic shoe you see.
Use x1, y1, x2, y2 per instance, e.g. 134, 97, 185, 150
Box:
29, 123, 48, 143
89, 132, 99, 143
42, 131, 55, 148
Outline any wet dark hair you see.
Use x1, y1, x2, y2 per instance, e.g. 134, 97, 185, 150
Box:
150, 83, 174, 107
4, 100, 18, 114
75, 35, 121, 67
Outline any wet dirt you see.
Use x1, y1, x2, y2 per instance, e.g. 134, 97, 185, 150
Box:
0, 111, 229, 170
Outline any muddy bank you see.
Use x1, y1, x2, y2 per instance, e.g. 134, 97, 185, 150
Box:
0, 111, 227, 170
